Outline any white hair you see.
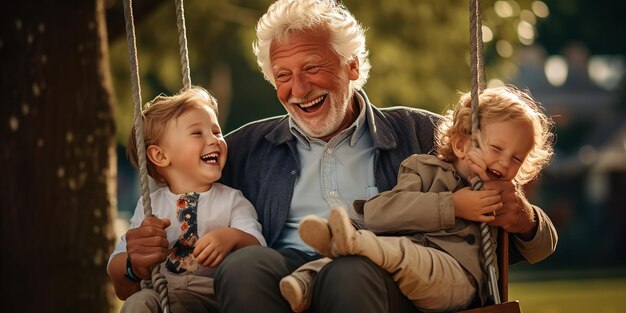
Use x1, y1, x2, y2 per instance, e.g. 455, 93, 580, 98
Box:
253, 0, 371, 90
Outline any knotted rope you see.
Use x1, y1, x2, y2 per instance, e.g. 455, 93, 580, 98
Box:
122, 0, 192, 311
469, 0, 501, 305
122, 1, 170, 311
122, 0, 170, 310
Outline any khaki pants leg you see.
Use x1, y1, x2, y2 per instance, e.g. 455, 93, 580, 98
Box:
290, 257, 333, 281
120, 288, 160, 313
280, 257, 334, 311
357, 232, 476, 312
120, 274, 219, 313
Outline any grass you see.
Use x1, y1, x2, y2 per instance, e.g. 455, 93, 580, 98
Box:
509, 277, 626, 313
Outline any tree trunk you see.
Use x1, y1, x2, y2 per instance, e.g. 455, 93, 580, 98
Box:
0, 0, 116, 311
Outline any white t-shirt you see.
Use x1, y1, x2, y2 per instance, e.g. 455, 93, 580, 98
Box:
109, 183, 265, 278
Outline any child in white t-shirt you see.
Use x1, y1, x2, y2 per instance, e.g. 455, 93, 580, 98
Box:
107, 87, 265, 313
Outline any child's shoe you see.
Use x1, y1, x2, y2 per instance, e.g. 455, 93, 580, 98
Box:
279, 273, 311, 312
299, 214, 333, 257
328, 207, 385, 265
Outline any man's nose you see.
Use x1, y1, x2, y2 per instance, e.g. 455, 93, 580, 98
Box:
292, 73, 310, 98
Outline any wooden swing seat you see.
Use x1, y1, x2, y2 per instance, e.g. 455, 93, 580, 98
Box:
458, 301, 521, 313
456, 231, 522, 313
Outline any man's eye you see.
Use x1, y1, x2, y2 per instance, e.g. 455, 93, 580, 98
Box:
275, 72, 290, 82
305, 65, 320, 72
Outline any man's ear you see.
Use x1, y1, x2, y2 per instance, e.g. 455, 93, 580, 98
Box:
146, 145, 170, 168
348, 58, 359, 81
452, 135, 471, 160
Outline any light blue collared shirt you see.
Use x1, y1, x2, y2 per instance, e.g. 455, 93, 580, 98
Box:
273, 93, 379, 255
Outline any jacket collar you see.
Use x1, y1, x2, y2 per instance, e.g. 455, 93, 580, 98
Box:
264, 90, 399, 150
415, 154, 470, 186
264, 115, 292, 146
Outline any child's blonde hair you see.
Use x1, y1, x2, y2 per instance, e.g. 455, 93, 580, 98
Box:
127, 86, 219, 186
436, 85, 554, 185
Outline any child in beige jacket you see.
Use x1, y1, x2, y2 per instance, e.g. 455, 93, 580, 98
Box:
280, 85, 557, 312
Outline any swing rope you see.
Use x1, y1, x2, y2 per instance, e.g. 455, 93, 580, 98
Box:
121, 0, 170, 311
122, 0, 193, 311
469, 0, 501, 305
121, 1, 171, 311
121, 0, 151, 219
175, 0, 192, 90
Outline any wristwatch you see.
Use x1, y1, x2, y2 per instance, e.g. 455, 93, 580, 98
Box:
124, 255, 142, 283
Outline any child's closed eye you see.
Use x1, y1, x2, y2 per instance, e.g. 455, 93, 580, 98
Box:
490, 145, 502, 152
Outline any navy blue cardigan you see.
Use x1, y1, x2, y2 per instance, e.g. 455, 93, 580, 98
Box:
220, 90, 441, 247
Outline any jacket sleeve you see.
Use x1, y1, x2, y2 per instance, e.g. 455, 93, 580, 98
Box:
364, 157, 456, 233
509, 206, 558, 264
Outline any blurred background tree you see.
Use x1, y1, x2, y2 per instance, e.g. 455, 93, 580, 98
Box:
537, 0, 626, 55
1, 0, 116, 311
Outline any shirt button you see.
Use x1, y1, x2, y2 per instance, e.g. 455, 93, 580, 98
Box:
326, 148, 333, 155
329, 191, 337, 197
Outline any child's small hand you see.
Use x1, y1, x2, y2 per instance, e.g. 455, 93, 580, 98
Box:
466, 148, 491, 183
453, 187, 501, 222
193, 228, 236, 268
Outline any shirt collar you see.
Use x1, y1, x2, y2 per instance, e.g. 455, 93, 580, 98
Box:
288, 92, 368, 149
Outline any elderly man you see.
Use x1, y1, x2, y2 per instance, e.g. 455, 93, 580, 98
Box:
215, 0, 557, 312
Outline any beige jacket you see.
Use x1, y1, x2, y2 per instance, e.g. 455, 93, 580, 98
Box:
355, 154, 557, 304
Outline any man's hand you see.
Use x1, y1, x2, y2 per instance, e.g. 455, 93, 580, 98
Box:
125, 215, 171, 279
453, 187, 501, 223
483, 180, 537, 239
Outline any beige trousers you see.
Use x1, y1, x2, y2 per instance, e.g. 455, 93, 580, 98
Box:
120, 273, 218, 313
294, 233, 476, 312
370, 234, 476, 312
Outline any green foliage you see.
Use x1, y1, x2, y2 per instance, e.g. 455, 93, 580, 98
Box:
108, 0, 543, 144
110, 0, 281, 143
344, 0, 541, 114
537, 0, 626, 55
